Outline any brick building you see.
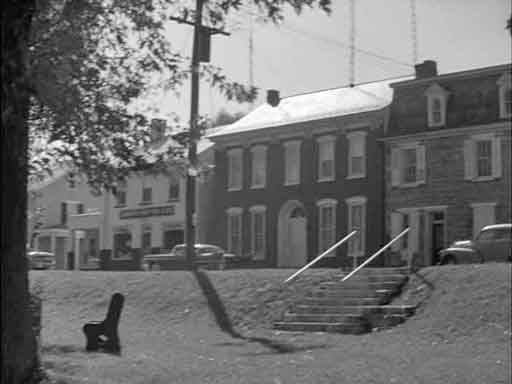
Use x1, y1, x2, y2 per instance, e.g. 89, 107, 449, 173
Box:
384, 61, 511, 266
206, 79, 405, 268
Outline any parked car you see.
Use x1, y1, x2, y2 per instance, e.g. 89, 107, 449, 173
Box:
27, 250, 56, 270
439, 223, 512, 265
142, 244, 230, 271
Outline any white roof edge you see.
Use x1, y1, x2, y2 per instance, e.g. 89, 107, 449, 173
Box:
208, 104, 388, 140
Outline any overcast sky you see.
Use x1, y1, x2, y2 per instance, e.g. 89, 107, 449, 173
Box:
134, 0, 512, 124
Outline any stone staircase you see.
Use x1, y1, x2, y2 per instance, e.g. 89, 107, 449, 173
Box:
274, 267, 416, 334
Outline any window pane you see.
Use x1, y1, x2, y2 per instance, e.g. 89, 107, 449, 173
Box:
403, 148, 417, 183
169, 178, 179, 200
351, 156, 363, 175
476, 140, 492, 177
142, 187, 152, 202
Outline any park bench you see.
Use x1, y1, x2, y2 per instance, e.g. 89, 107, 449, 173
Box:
83, 292, 124, 353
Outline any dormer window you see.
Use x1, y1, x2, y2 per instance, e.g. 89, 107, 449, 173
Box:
497, 72, 511, 119
425, 83, 449, 128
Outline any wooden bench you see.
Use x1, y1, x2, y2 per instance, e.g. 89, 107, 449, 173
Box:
83, 293, 124, 353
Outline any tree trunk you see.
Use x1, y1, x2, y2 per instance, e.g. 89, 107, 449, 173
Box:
2, 1, 38, 383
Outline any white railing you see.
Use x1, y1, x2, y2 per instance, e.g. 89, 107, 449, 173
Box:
341, 228, 410, 282
284, 231, 357, 283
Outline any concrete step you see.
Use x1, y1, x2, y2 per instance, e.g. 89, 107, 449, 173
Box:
338, 274, 408, 283
283, 312, 362, 323
348, 267, 409, 275
313, 288, 392, 300
320, 281, 405, 291
301, 296, 383, 306
274, 321, 368, 334
292, 304, 416, 316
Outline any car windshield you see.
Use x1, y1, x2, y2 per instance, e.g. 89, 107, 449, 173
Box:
477, 228, 512, 241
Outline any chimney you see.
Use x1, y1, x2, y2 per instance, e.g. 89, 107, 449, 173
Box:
414, 60, 438, 79
267, 89, 280, 107
150, 118, 167, 142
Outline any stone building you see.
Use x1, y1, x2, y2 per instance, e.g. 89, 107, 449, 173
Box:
384, 61, 511, 266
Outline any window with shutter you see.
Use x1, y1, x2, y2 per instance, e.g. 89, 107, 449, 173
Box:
169, 176, 180, 201
467, 134, 501, 181
476, 140, 492, 177
250, 206, 266, 260
317, 136, 335, 181
402, 148, 417, 183
347, 131, 367, 178
227, 208, 243, 256
317, 199, 337, 254
251, 145, 267, 188
227, 148, 243, 190
284, 141, 301, 185
425, 83, 449, 127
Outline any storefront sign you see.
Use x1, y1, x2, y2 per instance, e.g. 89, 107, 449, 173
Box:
120, 205, 175, 219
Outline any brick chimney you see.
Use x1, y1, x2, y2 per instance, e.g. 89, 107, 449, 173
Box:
150, 118, 167, 142
414, 60, 438, 79
267, 89, 280, 107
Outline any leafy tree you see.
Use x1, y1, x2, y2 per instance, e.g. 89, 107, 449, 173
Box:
211, 108, 246, 127
2, 1, 331, 381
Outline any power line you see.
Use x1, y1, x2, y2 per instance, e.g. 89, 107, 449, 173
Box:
281, 23, 413, 69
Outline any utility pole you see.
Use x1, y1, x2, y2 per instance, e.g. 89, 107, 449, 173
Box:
185, 0, 204, 269
177, 0, 229, 268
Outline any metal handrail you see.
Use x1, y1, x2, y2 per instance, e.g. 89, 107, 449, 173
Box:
341, 228, 410, 282
284, 231, 357, 283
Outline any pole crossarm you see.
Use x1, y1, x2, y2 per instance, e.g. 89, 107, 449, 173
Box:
284, 231, 357, 283
169, 16, 230, 35
341, 228, 410, 282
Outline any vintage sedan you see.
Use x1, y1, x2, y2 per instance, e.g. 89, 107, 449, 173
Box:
27, 251, 56, 270
142, 244, 229, 271
439, 223, 512, 265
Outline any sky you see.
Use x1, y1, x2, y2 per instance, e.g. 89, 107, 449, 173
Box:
134, 0, 512, 125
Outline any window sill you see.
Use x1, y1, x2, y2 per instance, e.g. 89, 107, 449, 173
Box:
471, 176, 497, 182
114, 204, 127, 208
250, 185, 265, 190
227, 187, 242, 192
167, 198, 180, 203
111, 257, 132, 261
346, 174, 366, 180
398, 181, 424, 188
427, 121, 445, 128
138, 202, 153, 206
317, 177, 335, 183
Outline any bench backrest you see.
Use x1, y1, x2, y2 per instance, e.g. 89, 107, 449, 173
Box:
104, 293, 124, 326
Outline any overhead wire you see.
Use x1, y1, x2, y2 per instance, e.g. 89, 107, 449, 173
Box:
281, 23, 414, 69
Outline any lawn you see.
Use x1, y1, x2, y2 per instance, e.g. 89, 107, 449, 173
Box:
30, 264, 511, 384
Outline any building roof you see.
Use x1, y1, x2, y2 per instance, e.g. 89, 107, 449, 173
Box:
208, 77, 411, 139
391, 63, 511, 88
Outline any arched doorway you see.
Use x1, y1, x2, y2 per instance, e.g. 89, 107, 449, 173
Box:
278, 201, 307, 267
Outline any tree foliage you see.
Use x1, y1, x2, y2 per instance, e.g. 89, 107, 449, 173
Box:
28, 0, 331, 192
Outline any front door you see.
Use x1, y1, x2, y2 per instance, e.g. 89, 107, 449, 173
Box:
285, 207, 307, 267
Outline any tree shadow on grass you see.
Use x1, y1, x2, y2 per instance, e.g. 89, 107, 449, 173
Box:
192, 269, 331, 354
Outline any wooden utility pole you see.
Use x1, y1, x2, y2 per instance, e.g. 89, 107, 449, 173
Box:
182, 0, 229, 267
185, 0, 204, 268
